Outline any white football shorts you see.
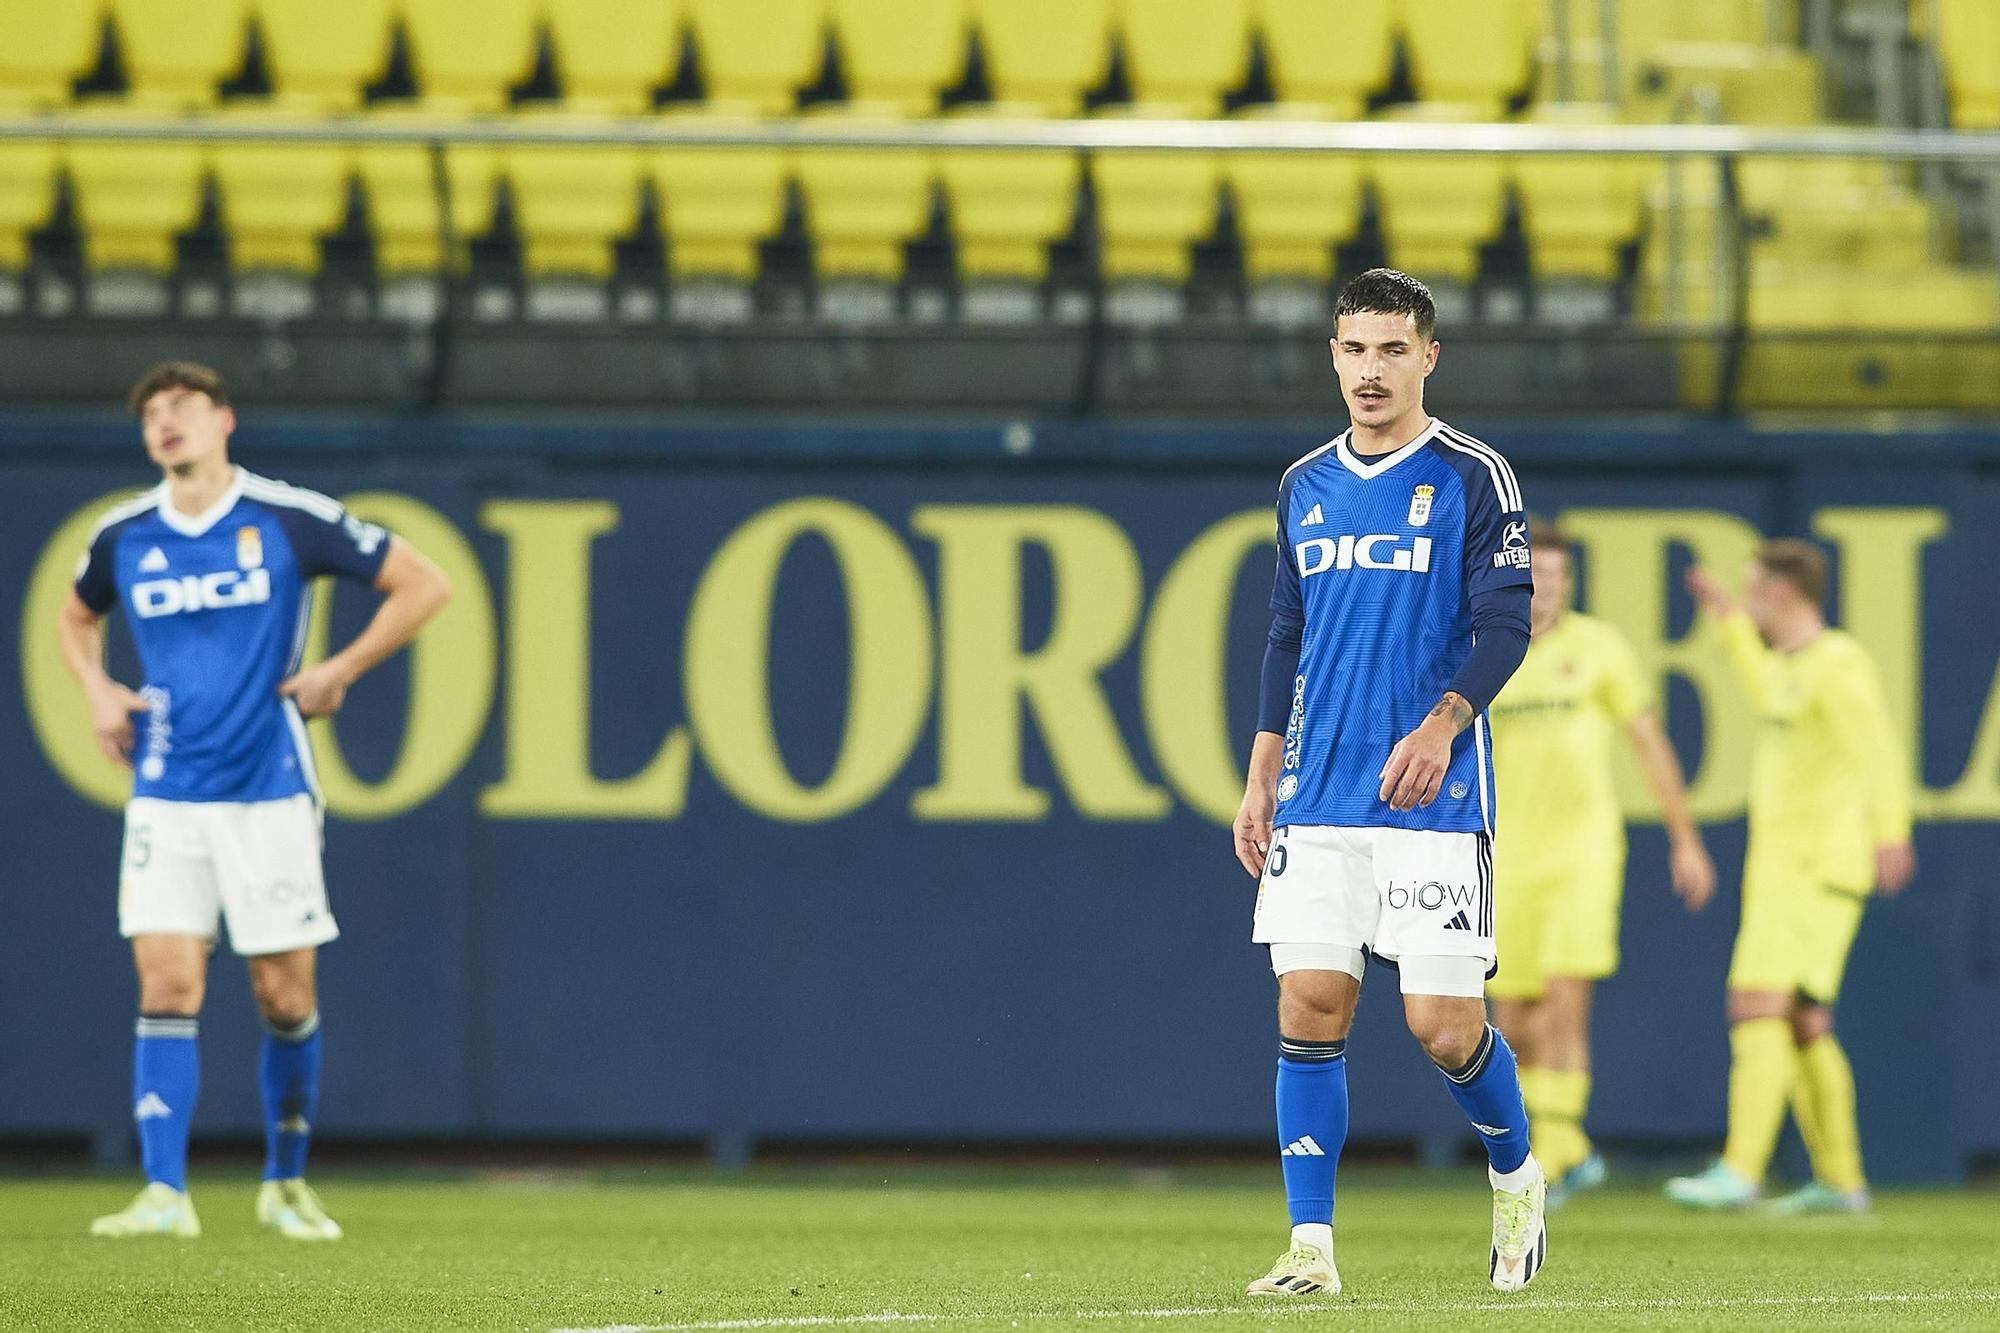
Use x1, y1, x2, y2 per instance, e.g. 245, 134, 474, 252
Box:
119, 794, 338, 956
1252, 824, 1495, 997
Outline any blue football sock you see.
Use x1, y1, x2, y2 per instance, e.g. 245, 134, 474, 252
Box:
1436, 1024, 1531, 1175
133, 1014, 200, 1192
260, 1010, 323, 1181
1276, 1037, 1348, 1226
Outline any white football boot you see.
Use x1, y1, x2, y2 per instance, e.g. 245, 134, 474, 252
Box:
257, 1178, 344, 1240
1489, 1156, 1548, 1293
90, 1182, 201, 1238
1245, 1241, 1340, 1296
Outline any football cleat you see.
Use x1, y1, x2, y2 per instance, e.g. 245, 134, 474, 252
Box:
1664, 1160, 1759, 1210
1761, 1181, 1870, 1216
257, 1178, 344, 1240
90, 1182, 201, 1238
1245, 1242, 1340, 1297
1489, 1157, 1547, 1293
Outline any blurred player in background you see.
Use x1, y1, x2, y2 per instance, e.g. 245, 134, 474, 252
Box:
1234, 270, 1546, 1298
1487, 516, 1715, 1204
1666, 541, 1915, 1213
56, 362, 450, 1239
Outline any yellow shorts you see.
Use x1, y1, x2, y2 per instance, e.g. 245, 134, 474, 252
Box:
1487, 859, 1624, 1000
1727, 856, 1869, 1004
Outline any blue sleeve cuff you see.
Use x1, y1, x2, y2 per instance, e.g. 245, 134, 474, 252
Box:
1257, 613, 1304, 735
1445, 585, 1532, 714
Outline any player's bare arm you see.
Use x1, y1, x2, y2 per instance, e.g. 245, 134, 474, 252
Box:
1378, 691, 1472, 812
1623, 712, 1717, 911
1875, 842, 1917, 896
278, 537, 451, 718
1235, 731, 1283, 877
1684, 565, 1736, 617
55, 589, 151, 767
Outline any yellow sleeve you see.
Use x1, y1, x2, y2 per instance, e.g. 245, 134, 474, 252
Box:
1717, 612, 1785, 713
1820, 643, 1914, 845
1595, 624, 1652, 724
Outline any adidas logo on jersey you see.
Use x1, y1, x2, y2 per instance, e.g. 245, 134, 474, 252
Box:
138, 547, 168, 573
1299, 503, 1325, 527
1443, 910, 1473, 931
134, 1092, 172, 1121
1281, 1136, 1327, 1157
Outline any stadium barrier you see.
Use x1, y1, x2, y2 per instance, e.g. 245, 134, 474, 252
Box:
4, 424, 1995, 1180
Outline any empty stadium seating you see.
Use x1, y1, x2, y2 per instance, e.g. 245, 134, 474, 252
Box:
651, 142, 789, 281
828, 0, 967, 116
971, 0, 1114, 115
211, 141, 352, 272
66, 139, 208, 271
936, 150, 1080, 282
1116, 0, 1251, 116
684, 0, 825, 115
1090, 152, 1219, 285
1224, 152, 1365, 283
543, 0, 683, 115
795, 147, 934, 282
397, 0, 542, 114
506, 138, 646, 279
1396, 0, 1538, 119
1937, 0, 2000, 128
0, 141, 59, 271
252, 0, 395, 113
1249, 0, 1395, 120
106, 0, 249, 109
0, 2, 104, 112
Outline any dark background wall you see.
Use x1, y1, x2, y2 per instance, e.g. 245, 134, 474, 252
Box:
3, 414, 1995, 1181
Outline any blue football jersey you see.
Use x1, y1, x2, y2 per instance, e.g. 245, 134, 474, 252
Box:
74, 469, 391, 804
1268, 419, 1532, 833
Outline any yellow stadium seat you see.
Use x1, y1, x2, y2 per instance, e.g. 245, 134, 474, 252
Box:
1938, 0, 2000, 128
972, 0, 1114, 115
212, 143, 352, 272
1395, 0, 1537, 117
253, 0, 394, 111
1369, 109, 1508, 284
1249, 0, 1395, 118
1091, 152, 1219, 282
685, 0, 825, 115
354, 142, 502, 273
1514, 110, 1644, 281
652, 144, 789, 279
828, 0, 967, 116
794, 147, 932, 280
398, 0, 541, 113
0, 141, 60, 270
0, 2, 104, 111
936, 149, 1079, 281
107, 0, 250, 108
67, 140, 207, 271
1225, 152, 1364, 282
1116, 0, 1251, 115
543, 0, 682, 115
506, 140, 646, 279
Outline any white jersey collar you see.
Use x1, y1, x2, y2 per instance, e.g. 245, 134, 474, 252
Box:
155, 467, 245, 537
1337, 418, 1442, 480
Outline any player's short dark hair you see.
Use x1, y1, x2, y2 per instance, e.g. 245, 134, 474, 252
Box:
1756, 538, 1828, 607
127, 361, 229, 417
1527, 514, 1569, 553
1334, 268, 1437, 343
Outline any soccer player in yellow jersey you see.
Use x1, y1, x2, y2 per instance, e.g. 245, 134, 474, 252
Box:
1666, 539, 1916, 1213
1488, 517, 1715, 1205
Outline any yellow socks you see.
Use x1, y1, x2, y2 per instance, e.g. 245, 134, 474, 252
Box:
1521, 1065, 1592, 1182
1721, 1018, 1796, 1184
1794, 1035, 1866, 1193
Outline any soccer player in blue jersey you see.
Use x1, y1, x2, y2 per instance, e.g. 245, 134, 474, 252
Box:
1233, 271, 1545, 1296
55, 362, 450, 1240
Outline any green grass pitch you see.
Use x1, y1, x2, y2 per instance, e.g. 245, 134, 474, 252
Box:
1, 1166, 1995, 1331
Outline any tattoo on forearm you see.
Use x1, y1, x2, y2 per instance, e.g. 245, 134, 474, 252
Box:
1429, 692, 1475, 734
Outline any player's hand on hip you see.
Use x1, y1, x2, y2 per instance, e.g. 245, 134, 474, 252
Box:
85, 678, 149, 767
1670, 836, 1716, 911
1379, 718, 1451, 811
1874, 841, 1917, 896
279, 662, 351, 718
1234, 785, 1275, 878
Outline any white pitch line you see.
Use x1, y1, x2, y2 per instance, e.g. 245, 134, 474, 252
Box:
555, 1289, 2000, 1333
